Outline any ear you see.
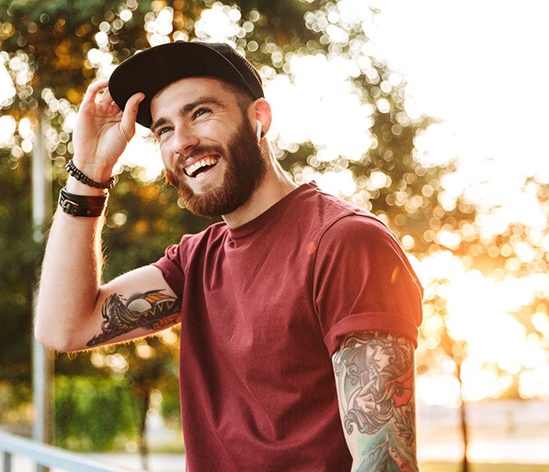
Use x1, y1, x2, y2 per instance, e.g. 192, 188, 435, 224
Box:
251, 98, 272, 139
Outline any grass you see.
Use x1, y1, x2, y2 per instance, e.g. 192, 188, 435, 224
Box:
421, 463, 549, 472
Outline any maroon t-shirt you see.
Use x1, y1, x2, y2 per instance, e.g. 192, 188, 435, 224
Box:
153, 183, 423, 472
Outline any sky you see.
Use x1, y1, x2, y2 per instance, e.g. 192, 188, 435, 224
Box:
373, 0, 549, 164
369, 0, 549, 225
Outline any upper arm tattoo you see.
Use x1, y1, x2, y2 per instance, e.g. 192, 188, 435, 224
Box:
333, 331, 418, 471
87, 289, 182, 347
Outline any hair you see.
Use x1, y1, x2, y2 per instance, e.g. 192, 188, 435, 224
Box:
220, 80, 257, 116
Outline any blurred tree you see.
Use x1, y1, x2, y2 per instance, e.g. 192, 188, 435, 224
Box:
0, 145, 37, 422
0, 0, 152, 104
508, 294, 549, 397
124, 333, 181, 469
56, 326, 181, 466
55, 375, 139, 451
267, 2, 476, 256
462, 176, 549, 278
0, 0, 194, 453
417, 280, 470, 472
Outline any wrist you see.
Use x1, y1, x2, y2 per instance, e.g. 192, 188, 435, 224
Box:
66, 158, 116, 190
70, 156, 115, 182
65, 177, 109, 196
58, 188, 109, 217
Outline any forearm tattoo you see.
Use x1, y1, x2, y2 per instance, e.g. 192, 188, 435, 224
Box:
333, 332, 418, 471
87, 289, 182, 347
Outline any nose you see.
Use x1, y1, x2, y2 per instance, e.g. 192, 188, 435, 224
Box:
171, 125, 199, 159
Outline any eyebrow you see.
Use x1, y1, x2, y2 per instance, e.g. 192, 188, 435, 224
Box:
151, 96, 225, 134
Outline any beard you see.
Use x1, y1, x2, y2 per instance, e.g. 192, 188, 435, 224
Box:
164, 119, 267, 218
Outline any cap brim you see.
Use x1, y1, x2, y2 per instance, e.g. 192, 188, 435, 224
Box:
109, 42, 255, 128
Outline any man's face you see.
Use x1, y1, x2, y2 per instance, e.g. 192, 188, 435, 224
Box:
150, 77, 266, 218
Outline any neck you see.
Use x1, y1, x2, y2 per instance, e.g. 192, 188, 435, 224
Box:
222, 147, 297, 228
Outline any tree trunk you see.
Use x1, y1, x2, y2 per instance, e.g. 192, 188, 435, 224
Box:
456, 361, 469, 472
137, 387, 150, 471
32, 107, 54, 472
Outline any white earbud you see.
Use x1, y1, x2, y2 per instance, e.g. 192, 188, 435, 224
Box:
256, 120, 263, 141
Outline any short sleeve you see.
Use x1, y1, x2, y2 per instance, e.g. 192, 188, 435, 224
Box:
313, 215, 423, 356
152, 240, 186, 298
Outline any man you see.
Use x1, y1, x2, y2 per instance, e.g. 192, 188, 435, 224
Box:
35, 41, 423, 471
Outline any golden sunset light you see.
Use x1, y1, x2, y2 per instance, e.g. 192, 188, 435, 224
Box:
1, 0, 548, 469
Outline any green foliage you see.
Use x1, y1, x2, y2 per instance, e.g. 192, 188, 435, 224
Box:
0, 146, 40, 389
0, 0, 151, 107
0, 381, 32, 424
55, 375, 138, 451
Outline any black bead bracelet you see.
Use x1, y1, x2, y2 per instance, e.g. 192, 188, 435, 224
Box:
65, 159, 115, 189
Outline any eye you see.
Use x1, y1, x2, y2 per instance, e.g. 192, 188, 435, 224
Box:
193, 107, 211, 120
155, 126, 172, 139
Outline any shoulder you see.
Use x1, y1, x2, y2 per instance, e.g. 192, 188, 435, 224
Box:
157, 221, 229, 275
303, 186, 397, 248
153, 222, 230, 295
322, 213, 399, 251
289, 183, 403, 254
307, 190, 422, 289
294, 183, 384, 230
168, 221, 229, 254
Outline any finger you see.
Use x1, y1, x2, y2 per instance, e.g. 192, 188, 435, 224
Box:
81, 79, 110, 105
119, 92, 145, 141
99, 86, 115, 105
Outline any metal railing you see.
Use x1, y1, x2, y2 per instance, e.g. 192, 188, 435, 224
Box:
0, 430, 132, 472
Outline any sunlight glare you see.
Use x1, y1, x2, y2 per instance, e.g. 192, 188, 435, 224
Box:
314, 169, 357, 197
417, 374, 460, 407
0, 115, 16, 146
120, 127, 164, 183
267, 54, 374, 162
0, 62, 15, 103
418, 250, 549, 401
195, 3, 240, 42
520, 365, 549, 399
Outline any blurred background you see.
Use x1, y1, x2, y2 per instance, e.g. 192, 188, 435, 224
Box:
1, 1, 548, 471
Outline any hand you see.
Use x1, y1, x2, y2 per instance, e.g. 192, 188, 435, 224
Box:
72, 79, 145, 181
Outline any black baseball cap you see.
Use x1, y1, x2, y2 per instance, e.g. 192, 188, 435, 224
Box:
109, 41, 264, 128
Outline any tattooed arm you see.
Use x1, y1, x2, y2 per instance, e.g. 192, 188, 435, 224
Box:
34, 174, 182, 351
34, 82, 180, 352
34, 179, 181, 351
35, 204, 181, 352
333, 331, 419, 472
36, 257, 182, 352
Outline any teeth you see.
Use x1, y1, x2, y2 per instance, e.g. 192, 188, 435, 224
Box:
185, 157, 219, 177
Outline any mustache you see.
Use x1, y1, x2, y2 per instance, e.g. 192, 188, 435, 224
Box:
177, 144, 225, 163
165, 144, 224, 187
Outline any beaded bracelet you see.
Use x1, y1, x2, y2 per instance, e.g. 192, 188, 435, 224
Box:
59, 188, 109, 217
65, 159, 115, 189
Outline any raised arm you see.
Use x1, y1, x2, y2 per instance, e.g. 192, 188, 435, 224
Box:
333, 331, 419, 472
35, 80, 180, 352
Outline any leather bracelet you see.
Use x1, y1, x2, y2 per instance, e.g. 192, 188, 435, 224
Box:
58, 188, 109, 217
65, 159, 115, 189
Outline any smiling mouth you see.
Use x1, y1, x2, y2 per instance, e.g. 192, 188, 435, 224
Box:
184, 157, 220, 178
